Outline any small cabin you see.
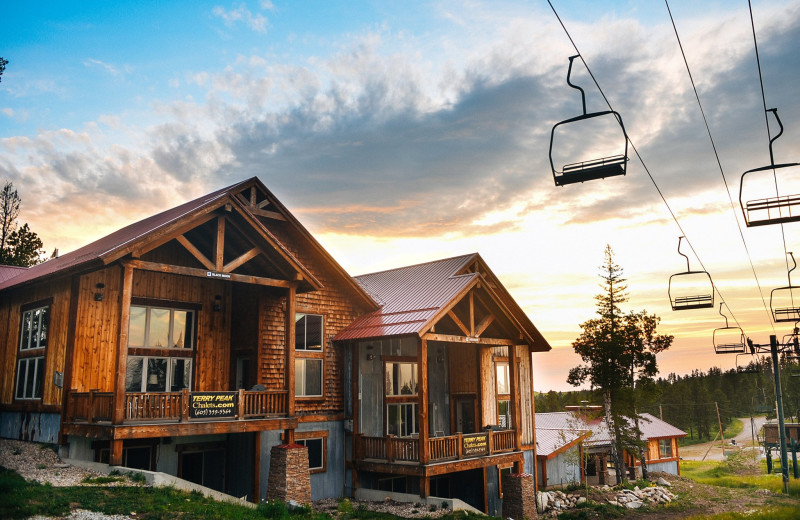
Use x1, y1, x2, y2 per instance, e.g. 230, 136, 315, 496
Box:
0, 177, 551, 514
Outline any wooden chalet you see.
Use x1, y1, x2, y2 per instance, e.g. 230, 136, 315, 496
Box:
336, 255, 551, 515
0, 178, 552, 514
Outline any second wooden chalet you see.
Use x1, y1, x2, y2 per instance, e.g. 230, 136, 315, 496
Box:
0, 177, 551, 515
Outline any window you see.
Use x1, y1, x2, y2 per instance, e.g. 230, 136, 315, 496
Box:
384, 358, 418, 436
128, 306, 194, 349
16, 357, 45, 400
385, 362, 417, 396
15, 303, 50, 400
387, 402, 418, 437
295, 313, 323, 351
126, 357, 192, 392
295, 358, 323, 396
495, 361, 510, 428
298, 437, 325, 472
19, 305, 49, 351
294, 312, 324, 397
125, 304, 195, 393
497, 400, 511, 429
658, 439, 673, 458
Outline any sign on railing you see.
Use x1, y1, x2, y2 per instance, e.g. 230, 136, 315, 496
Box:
189, 391, 237, 419
462, 432, 489, 457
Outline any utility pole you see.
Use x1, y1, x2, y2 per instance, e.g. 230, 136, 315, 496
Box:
769, 335, 790, 494
715, 402, 725, 456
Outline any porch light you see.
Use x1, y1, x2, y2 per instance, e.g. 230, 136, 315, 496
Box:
94, 283, 105, 301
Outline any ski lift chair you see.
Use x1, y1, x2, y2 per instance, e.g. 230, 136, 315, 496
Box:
550, 55, 629, 186
739, 109, 800, 227
713, 304, 746, 354
770, 253, 800, 322
669, 236, 714, 310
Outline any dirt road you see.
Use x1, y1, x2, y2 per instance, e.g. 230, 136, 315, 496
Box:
680, 416, 767, 461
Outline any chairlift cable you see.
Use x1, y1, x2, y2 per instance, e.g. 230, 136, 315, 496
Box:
546, 1, 743, 330
664, 0, 773, 333
748, 0, 792, 287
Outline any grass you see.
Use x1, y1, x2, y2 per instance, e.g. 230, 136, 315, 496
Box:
681, 453, 800, 498
0, 466, 497, 520
723, 418, 744, 440
684, 506, 800, 520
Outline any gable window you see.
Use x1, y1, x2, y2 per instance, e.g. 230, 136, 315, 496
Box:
495, 360, 510, 428
658, 438, 673, 458
295, 313, 324, 397
125, 304, 195, 393
15, 303, 50, 400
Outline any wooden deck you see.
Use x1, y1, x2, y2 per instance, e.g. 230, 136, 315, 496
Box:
63, 388, 295, 439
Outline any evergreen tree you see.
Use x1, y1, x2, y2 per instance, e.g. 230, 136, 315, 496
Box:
0, 181, 45, 266
567, 245, 673, 482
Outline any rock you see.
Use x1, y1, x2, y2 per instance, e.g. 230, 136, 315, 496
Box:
536, 492, 549, 513
657, 477, 671, 487
625, 500, 643, 509
577, 497, 586, 505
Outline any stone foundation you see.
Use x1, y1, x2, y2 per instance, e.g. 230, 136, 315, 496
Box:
503, 472, 537, 520
266, 444, 311, 504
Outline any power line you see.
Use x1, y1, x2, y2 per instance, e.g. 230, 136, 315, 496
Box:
664, 0, 774, 334
545, 1, 745, 331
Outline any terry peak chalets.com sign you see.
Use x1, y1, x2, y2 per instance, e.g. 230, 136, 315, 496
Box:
189, 391, 237, 419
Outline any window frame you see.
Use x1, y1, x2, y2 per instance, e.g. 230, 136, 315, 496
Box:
294, 311, 325, 398
386, 402, 419, 437
289, 430, 329, 474
125, 301, 197, 393
495, 359, 510, 428
127, 304, 196, 350
658, 438, 673, 458
14, 300, 52, 401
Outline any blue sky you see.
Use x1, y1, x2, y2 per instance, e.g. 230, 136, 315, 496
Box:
2, 0, 800, 391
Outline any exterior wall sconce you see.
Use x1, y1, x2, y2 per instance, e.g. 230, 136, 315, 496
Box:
94, 283, 105, 301
213, 295, 222, 312
366, 353, 374, 360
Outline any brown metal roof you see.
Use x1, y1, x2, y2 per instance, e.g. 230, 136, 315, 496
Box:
0, 180, 244, 291
0, 178, 377, 312
0, 265, 27, 284
334, 253, 551, 351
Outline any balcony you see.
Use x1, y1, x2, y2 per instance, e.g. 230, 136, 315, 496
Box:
63, 388, 295, 439
354, 429, 520, 475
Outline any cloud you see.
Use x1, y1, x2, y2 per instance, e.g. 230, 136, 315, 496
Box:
212, 3, 269, 33
83, 58, 130, 79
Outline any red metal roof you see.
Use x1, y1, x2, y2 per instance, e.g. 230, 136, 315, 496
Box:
535, 411, 686, 449
335, 254, 478, 341
334, 253, 551, 351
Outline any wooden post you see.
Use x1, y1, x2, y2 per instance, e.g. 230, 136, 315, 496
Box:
238, 388, 246, 420
112, 263, 134, 425
110, 439, 123, 466
387, 435, 395, 462
418, 338, 429, 465
253, 431, 261, 503
87, 390, 96, 423
457, 432, 463, 459
420, 476, 430, 498
180, 388, 189, 422
508, 344, 521, 452
286, 285, 296, 417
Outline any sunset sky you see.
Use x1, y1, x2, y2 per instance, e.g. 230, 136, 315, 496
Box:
3, 1, 800, 392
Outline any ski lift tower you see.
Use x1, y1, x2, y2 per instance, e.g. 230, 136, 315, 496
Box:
742, 335, 793, 493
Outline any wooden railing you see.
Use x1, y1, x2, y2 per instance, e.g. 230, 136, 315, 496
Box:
356, 429, 517, 464
65, 388, 288, 424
